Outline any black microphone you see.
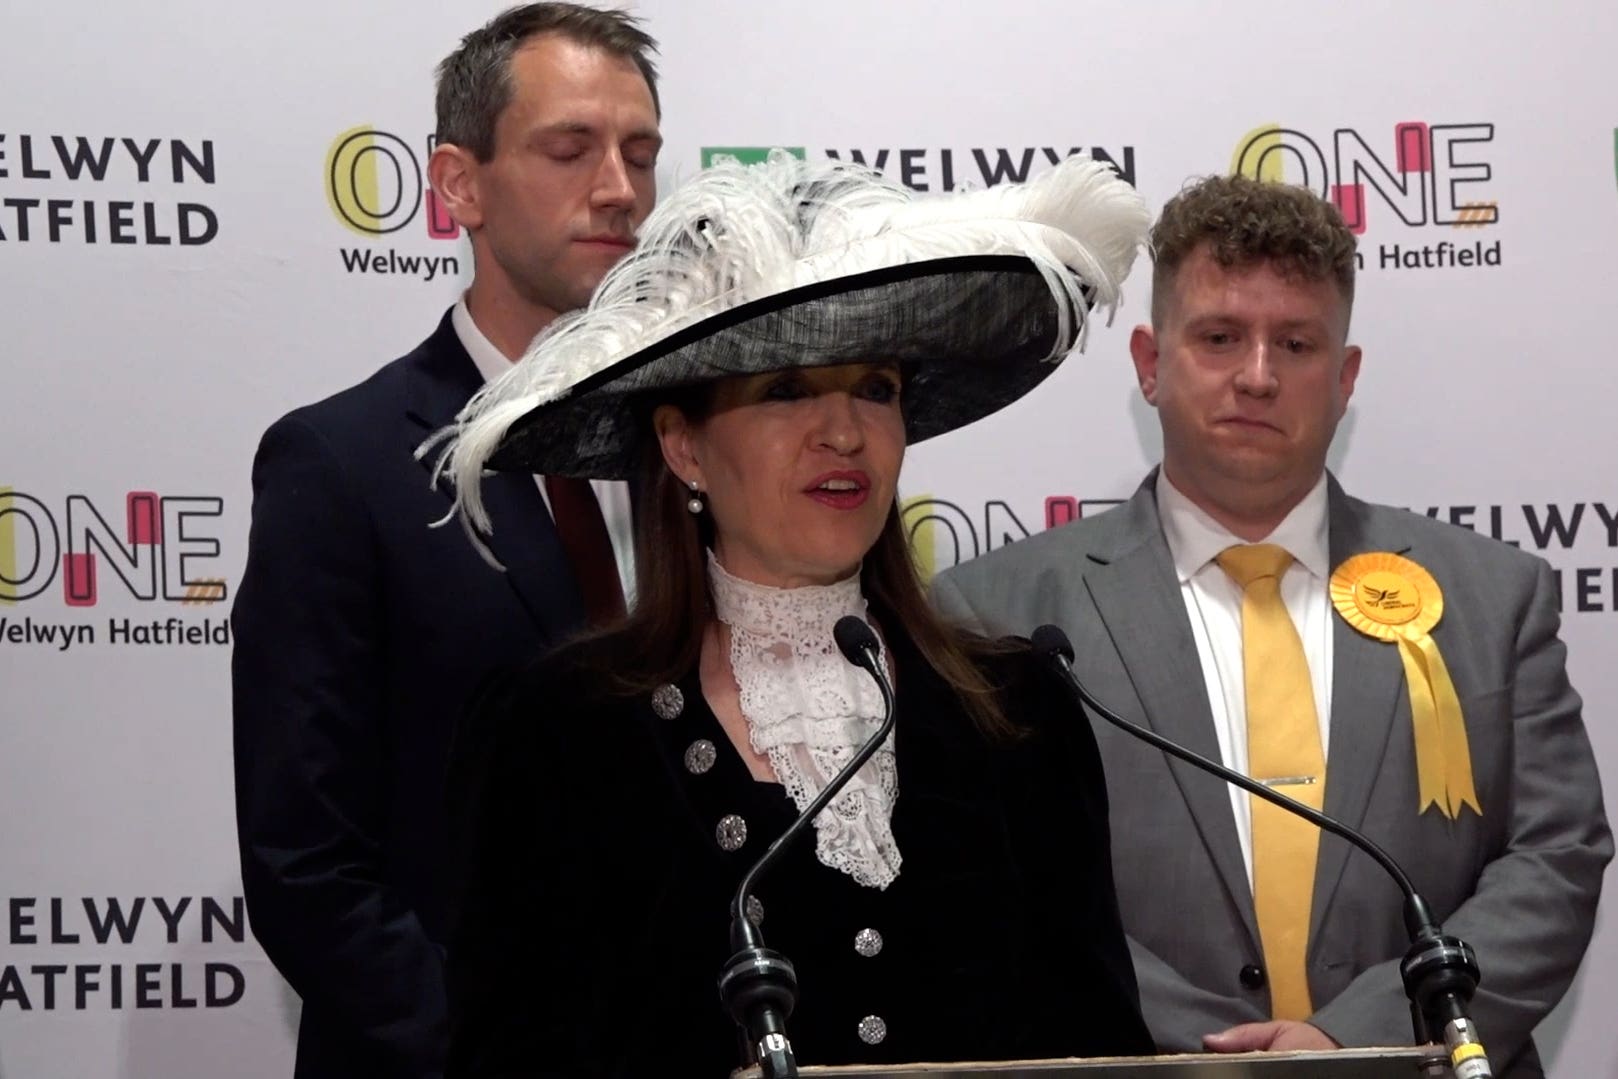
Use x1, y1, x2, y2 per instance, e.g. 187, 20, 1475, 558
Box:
1029, 624, 1493, 1078
718, 614, 897, 1079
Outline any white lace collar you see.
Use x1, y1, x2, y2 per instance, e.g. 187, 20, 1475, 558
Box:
707, 551, 900, 889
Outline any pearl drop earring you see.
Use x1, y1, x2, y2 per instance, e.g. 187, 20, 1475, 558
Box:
686, 479, 704, 515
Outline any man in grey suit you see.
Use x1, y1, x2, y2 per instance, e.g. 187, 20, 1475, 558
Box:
933, 175, 1609, 1075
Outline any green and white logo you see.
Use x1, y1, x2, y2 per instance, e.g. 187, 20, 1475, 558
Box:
699, 146, 806, 168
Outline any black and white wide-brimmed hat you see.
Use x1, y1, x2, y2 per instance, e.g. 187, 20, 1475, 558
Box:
430, 149, 1148, 534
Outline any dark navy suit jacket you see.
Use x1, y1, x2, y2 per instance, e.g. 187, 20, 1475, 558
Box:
232, 310, 587, 1078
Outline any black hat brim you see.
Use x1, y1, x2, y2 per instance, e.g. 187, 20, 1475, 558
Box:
488, 254, 1081, 478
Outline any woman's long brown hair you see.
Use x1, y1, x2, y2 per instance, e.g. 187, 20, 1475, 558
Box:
580, 389, 1019, 740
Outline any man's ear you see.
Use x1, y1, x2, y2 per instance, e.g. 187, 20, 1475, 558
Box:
428, 142, 484, 232
1337, 344, 1363, 417
1130, 323, 1162, 405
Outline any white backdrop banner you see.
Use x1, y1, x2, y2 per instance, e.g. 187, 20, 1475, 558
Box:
2, 2, 1614, 1076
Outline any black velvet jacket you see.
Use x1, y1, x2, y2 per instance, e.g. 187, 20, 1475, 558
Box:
446, 626, 1154, 1077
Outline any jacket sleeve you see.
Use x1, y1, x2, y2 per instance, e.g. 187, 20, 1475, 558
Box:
937, 569, 1267, 1052
1121, 942, 1266, 1051
445, 662, 594, 1078
232, 414, 447, 1076
1003, 652, 1158, 1057
1310, 558, 1612, 1057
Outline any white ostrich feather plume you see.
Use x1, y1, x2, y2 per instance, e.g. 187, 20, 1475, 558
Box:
423, 149, 1149, 553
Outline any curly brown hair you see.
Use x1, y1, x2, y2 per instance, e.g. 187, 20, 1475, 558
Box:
1149, 174, 1357, 328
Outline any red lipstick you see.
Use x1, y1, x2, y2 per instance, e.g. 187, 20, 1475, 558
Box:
804, 470, 870, 510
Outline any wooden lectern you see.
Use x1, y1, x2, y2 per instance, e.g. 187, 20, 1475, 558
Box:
734, 1047, 1447, 1078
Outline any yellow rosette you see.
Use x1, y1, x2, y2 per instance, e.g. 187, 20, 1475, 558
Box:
1330, 552, 1481, 820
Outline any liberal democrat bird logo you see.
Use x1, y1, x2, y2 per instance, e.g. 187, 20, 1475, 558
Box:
1362, 584, 1415, 611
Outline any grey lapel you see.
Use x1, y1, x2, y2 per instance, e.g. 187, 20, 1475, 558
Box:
1083, 476, 1262, 954
1310, 478, 1409, 943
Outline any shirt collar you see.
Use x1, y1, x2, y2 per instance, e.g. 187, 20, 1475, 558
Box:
451, 295, 514, 386
1157, 470, 1330, 583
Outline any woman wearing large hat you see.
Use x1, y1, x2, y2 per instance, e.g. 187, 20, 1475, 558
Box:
433, 150, 1156, 1074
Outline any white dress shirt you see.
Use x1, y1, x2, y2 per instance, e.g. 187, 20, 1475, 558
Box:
1156, 471, 1334, 888
451, 297, 637, 603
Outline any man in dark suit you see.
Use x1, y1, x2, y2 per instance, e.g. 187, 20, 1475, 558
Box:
933, 175, 1609, 1075
231, 6, 662, 1076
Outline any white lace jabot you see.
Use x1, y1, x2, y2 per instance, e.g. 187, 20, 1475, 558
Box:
707, 551, 900, 890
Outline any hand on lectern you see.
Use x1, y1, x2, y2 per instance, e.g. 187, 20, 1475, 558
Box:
1203, 1019, 1341, 1052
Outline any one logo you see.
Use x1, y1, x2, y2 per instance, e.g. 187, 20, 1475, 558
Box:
324, 127, 464, 283
180, 578, 227, 605
0, 487, 227, 607
324, 126, 459, 240
1230, 121, 1499, 235
901, 493, 1123, 581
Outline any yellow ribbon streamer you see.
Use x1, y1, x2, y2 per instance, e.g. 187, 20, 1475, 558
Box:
1330, 553, 1481, 820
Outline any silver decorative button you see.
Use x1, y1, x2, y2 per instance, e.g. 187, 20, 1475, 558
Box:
853, 928, 883, 957
650, 684, 685, 720
715, 814, 748, 852
684, 739, 717, 775
857, 1015, 887, 1045
746, 895, 765, 925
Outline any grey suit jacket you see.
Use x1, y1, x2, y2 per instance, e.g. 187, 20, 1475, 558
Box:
932, 471, 1610, 1077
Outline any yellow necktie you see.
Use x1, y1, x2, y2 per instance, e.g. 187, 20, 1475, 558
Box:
1216, 543, 1325, 1021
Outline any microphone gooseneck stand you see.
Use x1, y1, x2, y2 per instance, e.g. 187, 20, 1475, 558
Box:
717, 615, 896, 1079
1030, 624, 1493, 1079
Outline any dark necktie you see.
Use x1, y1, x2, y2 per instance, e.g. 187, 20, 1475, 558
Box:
543, 475, 627, 626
